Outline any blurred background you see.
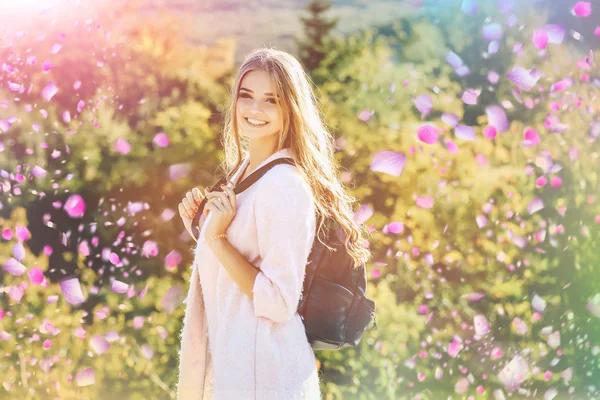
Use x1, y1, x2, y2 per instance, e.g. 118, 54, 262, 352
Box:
1, 0, 599, 399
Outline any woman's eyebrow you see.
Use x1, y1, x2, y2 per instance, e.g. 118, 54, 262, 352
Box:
239, 87, 278, 97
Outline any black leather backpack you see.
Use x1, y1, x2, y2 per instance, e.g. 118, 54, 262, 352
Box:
191, 157, 377, 350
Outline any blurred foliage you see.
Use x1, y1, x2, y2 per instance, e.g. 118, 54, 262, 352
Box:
1, 0, 599, 399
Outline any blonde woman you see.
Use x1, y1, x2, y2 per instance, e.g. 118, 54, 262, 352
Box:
176, 47, 370, 400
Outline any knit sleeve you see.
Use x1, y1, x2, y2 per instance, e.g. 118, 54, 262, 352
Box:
252, 166, 316, 323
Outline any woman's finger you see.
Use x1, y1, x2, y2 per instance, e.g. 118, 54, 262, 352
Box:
182, 198, 194, 217
206, 198, 225, 213
220, 185, 236, 209
192, 187, 204, 204
179, 203, 192, 219
186, 191, 197, 210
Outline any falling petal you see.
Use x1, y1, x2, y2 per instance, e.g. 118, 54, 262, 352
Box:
417, 125, 439, 144
448, 339, 463, 357
31, 166, 47, 178
547, 331, 560, 349
455, 125, 475, 141
153, 132, 169, 148
28, 267, 44, 285
3, 258, 26, 276
498, 354, 529, 392
446, 51, 463, 69
523, 128, 540, 147
551, 79, 571, 92
42, 60, 52, 72
64, 194, 86, 218
114, 138, 131, 155
142, 240, 159, 257
353, 204, 373, 225
455, 377, 470, 394
573, 2, 591, 17
59, 277, 86, 305
416, 196, 434, 209
484, 126, 497, 139
441, 113, 459, 127
89, 335, 110, 355
75, 368, 95, 387
460, 0, 477, 15
461, 292, 485, 302
527, 197, 544, 214
488, 40, 499, 54
111, 280, 129, 293
532, 29, 548, 49
507, 66, 540, 91
41, 82, 58, 101
358, 109, 373, 121
62, 111, 71, 123
161, 285, 184, 314
462, 88, 479, 105
413, 94, 433, 118
486, 106, 509, 132
169, 163, 191, 180
370, 151, 406, 176
483, 23, 503, 41
165, 250, 182, 269
542, 24, 566, 44
0, 119, 11, 133
587, 293, 600, 318
385, 222, 404, 234
12, 242, 25, 260
512, 317, 529, 335
474, 314, 490, 336
140, 344, 154, 360
532, 295, 547, 312
77, 100, 85, 112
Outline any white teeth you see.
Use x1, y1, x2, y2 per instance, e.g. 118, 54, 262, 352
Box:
246, 117, 268, 126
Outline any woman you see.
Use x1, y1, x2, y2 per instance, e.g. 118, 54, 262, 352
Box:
176, 47, 371, 400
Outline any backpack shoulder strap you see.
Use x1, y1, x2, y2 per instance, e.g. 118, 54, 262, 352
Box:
191, 157, 296, 231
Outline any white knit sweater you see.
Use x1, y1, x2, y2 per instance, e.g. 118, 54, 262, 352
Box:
177, 148, 322, 400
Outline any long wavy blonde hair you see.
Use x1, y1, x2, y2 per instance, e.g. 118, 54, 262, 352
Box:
218, 47, 371, 269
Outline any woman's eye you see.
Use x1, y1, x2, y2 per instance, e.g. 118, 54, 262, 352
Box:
239, 93, 250, 98
267, 98, 277, 104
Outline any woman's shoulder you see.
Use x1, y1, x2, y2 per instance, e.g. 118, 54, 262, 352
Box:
254, 164, 313, 203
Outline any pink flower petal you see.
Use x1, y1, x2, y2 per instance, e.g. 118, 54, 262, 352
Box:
542, 24, 566, 44
370, 151, 406, 176
483, 23, 503, 41
461, 292, 485, 302
446, 51, 464, 68
523, 128, 540, 147
42, 60, 52, 72
28, 267, 44, 285
483, 125, 497, 139
165, 250, 182, 269
498, 354, 529, 392
441, 113, 459, 127
485, 106, 509, 132
417, 125, 439, 144
353, 204, 373, 225
169, 163, 191, 180
142, 240, 159, 258
59, 277, 86, 305
12, 242, 25, 261
416, 196, 434, 209
461, 88, 479, 105
358, 109, 373, 121
532, 29, 548, 49
455, 125, 475, 141
0, 119, 11, 133
16, 226, 30, 241
527, 197, 544, 214
77, 100, 85, 112
460, 0, 477, 15
474, 314, 490, 336
573, 1, 591, 17
413, 94, 432, 118
448, 339, 463, 357
3, 258, 26, 276
31, 166, 47, 178
507, 66, 540, 91
153, 133, 169, 148
42, 82, 58, 101
75, 368, 96, 387
547, 331, 560, 349
114, 138, 131, 155
532, 294, 547, 312
64, 194, 86, 218
89, 335, 110, 355
111, 280, 129, 293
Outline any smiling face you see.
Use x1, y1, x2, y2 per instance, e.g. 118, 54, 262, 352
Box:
235, 69, 284, 143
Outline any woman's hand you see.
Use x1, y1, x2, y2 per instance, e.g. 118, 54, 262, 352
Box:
202, 185, 237, 243
178, 187, 205, 239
